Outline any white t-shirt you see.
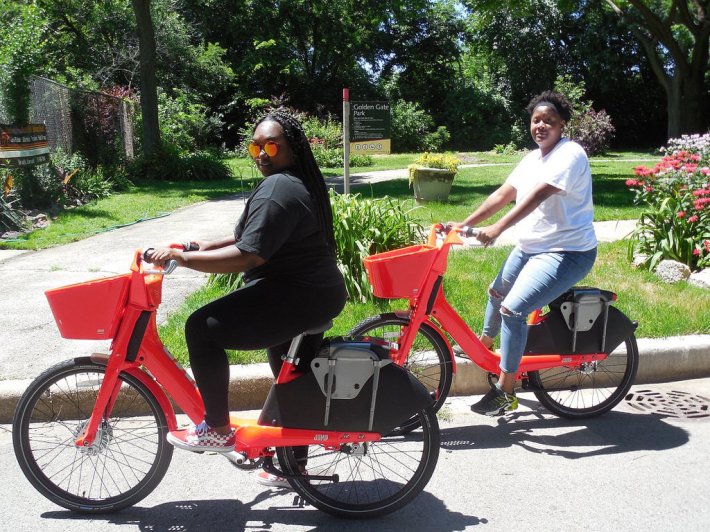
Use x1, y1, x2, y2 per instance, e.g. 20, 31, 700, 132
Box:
505, 138, 597, 253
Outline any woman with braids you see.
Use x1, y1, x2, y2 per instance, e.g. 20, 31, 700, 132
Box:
449, 91, 597, 416
148, 111, 346, 481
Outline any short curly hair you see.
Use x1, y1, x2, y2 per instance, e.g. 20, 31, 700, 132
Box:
526, 91, 573, 122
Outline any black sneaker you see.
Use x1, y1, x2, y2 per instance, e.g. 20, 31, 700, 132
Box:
470, 387, 519, 416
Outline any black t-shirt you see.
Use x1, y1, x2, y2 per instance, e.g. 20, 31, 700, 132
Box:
234, 170, 343, 287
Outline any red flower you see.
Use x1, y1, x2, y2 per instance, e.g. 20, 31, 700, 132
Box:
644, 186, 653, 192
694, 249, 701, 256
688, 215, 699, 223
633, 166, 653, 177
677, 211, 686, 218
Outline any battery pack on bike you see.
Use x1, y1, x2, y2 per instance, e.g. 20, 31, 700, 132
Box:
259, 337, 433, 434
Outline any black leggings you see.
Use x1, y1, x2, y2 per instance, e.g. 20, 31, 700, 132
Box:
185, 277, 347, 427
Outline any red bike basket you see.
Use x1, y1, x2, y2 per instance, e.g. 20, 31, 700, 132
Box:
363, 244, 438, 299
45, 273, 131, 339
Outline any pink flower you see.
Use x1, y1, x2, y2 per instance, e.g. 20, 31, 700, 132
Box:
694, 249, 701, 256
683, 164, 698, 173
645, 186, 653, 192
677, 211, 686, 218
701, 168, 710, 176
626, 179, 640, 187
688, 215, 699, 223
693, 188, 710, 197
634, 166, 653, 177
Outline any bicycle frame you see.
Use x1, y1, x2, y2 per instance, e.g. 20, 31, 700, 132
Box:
390, 228, 610, 380
74, 250, 381, 459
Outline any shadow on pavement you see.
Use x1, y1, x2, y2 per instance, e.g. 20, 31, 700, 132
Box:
41, 490, 485, 531
440, 408, 689, 459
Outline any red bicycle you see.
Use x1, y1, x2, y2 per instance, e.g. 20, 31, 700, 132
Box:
350, 224, 639, 432
12, 249, 439, 518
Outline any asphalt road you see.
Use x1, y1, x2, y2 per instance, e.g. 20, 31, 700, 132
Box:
2, 378, 709, 532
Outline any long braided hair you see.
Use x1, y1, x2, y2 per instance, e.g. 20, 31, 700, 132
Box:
254, 110, 337, 254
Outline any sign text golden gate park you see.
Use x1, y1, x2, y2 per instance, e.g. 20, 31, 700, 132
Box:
349, 101, 391, 154
0, 124, 50, 167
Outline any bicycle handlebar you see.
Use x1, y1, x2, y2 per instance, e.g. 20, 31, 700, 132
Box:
434, 223, 480, 238
142, 248, 178, 275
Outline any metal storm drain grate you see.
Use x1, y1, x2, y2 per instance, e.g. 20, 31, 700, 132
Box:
625, 389, 710, 419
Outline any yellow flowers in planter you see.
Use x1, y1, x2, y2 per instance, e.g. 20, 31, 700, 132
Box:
408, 152, 460, 185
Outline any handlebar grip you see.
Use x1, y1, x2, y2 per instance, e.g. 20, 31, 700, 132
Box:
461, 226, 479, 238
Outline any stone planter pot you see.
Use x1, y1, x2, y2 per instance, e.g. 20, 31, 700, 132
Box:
411, 167, 456, 203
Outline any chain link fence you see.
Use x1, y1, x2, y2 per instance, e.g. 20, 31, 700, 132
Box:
0, 76, 135, 165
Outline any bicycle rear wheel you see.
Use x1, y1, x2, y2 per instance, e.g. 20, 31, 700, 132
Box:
13, 358, 173, 513
349, 313, 452, 433
277, 407, 439, 518
528, 334, 639, 419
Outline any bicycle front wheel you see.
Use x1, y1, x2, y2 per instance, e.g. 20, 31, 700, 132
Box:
277, 407, 440, 518
528, 334, 639, 419
349, 313, 453, 433
13, 358, 173, 513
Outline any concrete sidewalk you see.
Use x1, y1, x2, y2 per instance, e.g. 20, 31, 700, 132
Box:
0, 168, 708, 422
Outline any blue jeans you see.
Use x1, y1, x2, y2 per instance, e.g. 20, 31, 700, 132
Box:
482, 246, 597, 374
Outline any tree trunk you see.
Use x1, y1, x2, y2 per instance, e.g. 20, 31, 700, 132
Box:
666, 73, 706, 139
131, 0, 160, 156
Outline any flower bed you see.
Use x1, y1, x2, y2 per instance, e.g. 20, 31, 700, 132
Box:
627, 133, 710, 271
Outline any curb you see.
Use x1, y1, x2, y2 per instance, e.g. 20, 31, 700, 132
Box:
1, 335, 708, 424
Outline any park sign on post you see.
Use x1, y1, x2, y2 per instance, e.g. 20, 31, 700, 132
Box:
349, 101, 391, 154
0, 124, 50, 167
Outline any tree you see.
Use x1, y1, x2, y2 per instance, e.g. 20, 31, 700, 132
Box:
131, 0, 160, 155
604, 0, 710, 138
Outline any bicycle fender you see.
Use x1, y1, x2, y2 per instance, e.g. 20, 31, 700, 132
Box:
85, 354, 178, 431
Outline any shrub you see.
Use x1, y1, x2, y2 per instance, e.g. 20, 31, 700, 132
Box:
330, 190, 425, 302
210, 190, 424, 301
302, 114, 342, 149
390, 99, 435, 153
129, 144, 232, 181
566, 109, 615, 156
423, 126, 451, 152
156, 89, 224, 153
310, 144, 374, 168
627, 133, 710, 271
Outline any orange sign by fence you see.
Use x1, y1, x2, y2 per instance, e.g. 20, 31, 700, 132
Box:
0, 124, 50, 167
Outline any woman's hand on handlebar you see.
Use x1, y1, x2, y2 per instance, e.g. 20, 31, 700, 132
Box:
473, 224, 502, 246
145, 246, 186, 268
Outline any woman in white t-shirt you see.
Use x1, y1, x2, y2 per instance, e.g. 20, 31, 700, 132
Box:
450, 91, 597, 416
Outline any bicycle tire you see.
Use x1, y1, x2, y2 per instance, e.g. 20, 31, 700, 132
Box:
277, 407, 440, 518
13, 358, 173, 513
349, 313, 453, 433
528, 334, 639, 419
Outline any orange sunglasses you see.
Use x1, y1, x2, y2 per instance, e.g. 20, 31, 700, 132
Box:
248, 141, 279, 158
